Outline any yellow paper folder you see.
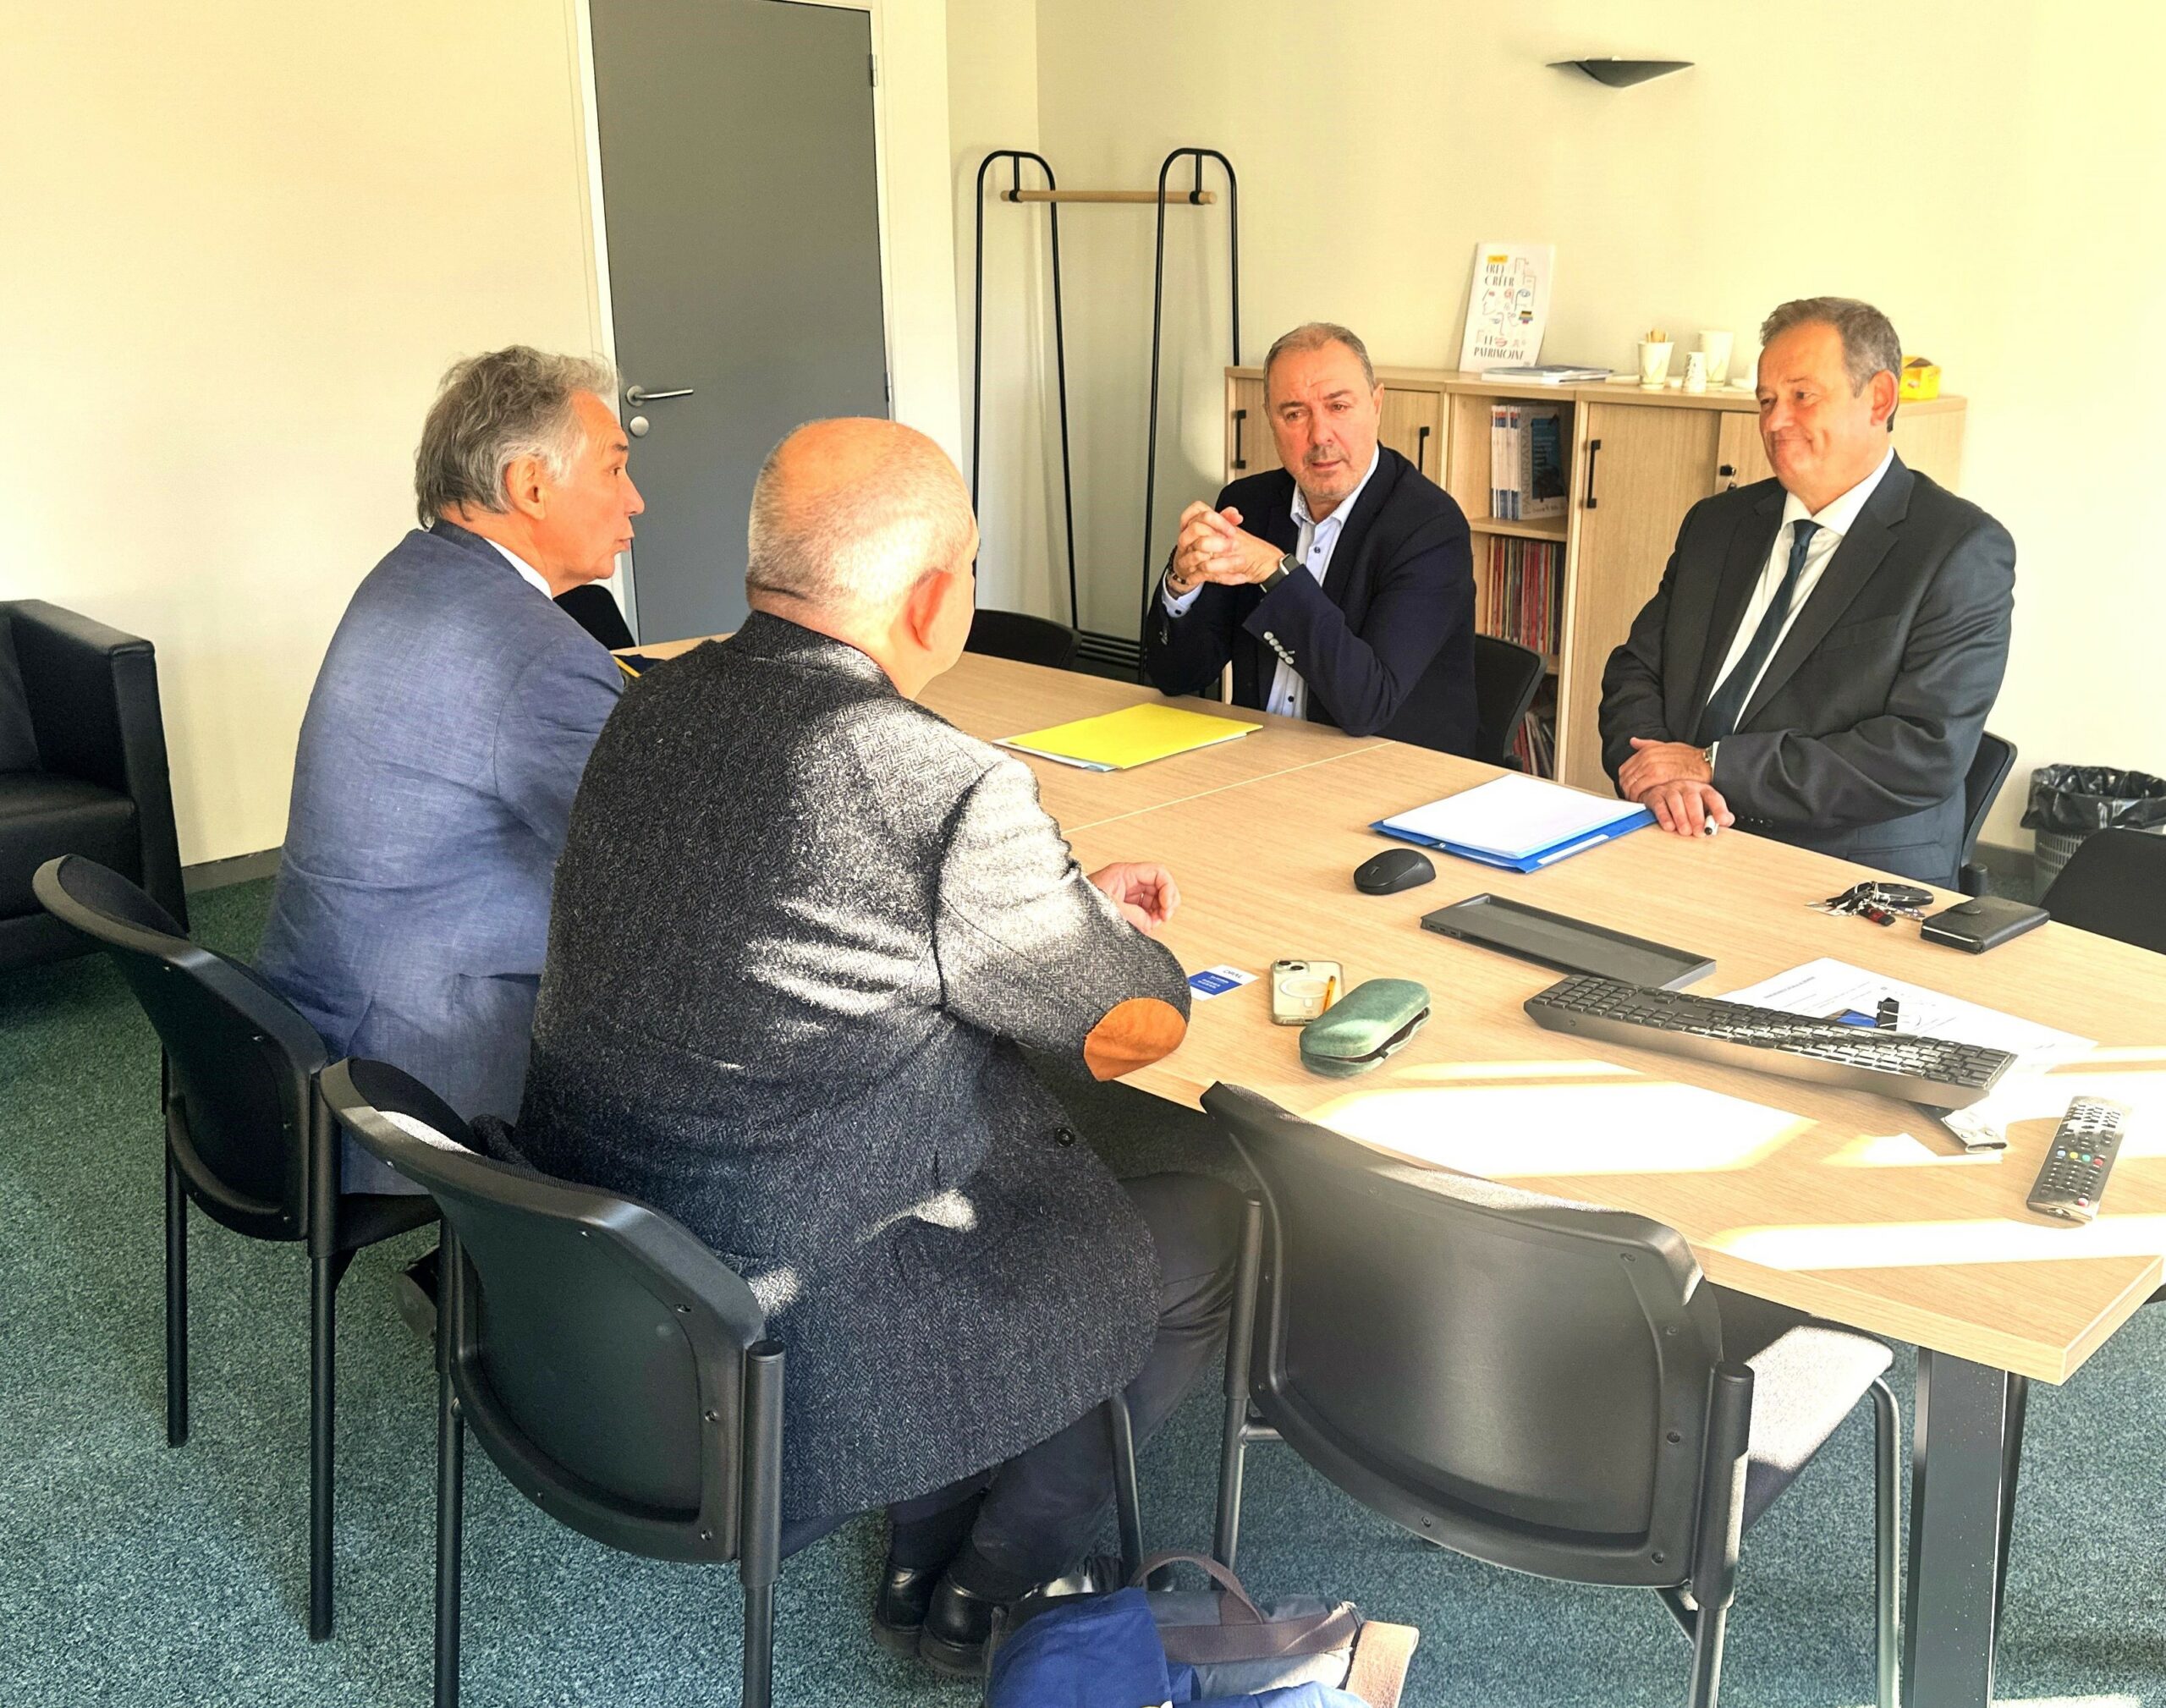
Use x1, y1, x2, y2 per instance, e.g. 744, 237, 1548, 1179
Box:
1000, 703, 1260, 771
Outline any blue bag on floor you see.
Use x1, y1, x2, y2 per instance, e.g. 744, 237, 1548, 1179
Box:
984, 1553, 1417, 1708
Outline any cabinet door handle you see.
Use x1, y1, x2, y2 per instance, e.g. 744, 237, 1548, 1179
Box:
1416, 424, 1431, 475
1585, 437, 1603, 509
1232, 408, 1247, 470
1718, 462, 1738, 491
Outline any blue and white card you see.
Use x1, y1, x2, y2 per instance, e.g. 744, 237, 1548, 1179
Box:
1187, 965, 1257, 1000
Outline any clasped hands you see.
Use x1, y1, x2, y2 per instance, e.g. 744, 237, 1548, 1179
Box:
1165, 501, 1283, 596
1618, 738, 1736, 839
1089, 862, 1179, 935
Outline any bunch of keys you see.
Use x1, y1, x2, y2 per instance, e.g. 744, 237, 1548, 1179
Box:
1810, 880, 1934, 926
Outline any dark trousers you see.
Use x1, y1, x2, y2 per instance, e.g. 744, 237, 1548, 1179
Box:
883, 1172, 1242, 1588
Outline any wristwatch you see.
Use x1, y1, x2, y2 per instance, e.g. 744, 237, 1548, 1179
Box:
1259, 550, 1300, 593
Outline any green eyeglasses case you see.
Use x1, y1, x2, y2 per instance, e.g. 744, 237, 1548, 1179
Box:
1298, 978, 1432, 1078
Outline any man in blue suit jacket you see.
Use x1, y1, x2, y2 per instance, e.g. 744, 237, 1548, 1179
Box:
1143, 322, 1476, 754
257, 347, 642, 1189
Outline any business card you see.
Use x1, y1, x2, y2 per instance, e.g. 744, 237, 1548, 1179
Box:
1187, 965, 1257, 999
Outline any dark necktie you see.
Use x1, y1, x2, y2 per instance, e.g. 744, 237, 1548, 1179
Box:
1695, 519, 1821, 745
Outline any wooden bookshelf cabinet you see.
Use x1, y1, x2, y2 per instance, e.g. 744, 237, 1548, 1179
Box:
1221, 366, 1967, 790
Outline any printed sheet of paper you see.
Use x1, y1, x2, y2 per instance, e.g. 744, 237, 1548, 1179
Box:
1717, 958, 2092, 1064
1718, 958, 2095, 1147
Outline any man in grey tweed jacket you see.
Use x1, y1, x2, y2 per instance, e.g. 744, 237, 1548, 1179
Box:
513, 419, 1240, 1678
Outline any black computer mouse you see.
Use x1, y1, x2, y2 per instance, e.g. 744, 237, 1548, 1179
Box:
1354, 847, 1437, 895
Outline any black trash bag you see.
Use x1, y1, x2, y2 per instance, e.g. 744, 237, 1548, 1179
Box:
2021, 766, 2166, 835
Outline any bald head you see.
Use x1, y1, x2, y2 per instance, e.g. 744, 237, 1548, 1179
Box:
747, 419, 976, 620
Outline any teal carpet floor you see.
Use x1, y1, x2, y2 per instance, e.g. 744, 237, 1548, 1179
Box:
3, 877, 2160, 1705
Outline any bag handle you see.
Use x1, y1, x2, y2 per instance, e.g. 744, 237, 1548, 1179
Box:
1128, 1550, 1264, 1623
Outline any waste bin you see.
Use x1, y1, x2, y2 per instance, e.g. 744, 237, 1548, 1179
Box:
2020, 765, 2166, 890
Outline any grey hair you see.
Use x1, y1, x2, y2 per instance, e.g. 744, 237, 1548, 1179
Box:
745, 422, 975, 616
1264, 321, 1376, 392
414, 346, 617, 524
1759, 297, 1903, 429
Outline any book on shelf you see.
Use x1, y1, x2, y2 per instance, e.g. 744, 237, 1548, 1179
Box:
1484, 364, 1611, 384
1458, 242, 1555, 371
1480, 535, 1565, 656
1487, 403, 1563, 521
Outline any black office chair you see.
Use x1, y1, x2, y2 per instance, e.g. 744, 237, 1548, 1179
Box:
1957, 732, 2017, 897
1471, 635, 1546, 770
321, 1057, 785, 1708
30, 855, 437, 1638
1202, 1085, 1899, 1708
2, 600, 188, 971
2037, 823, 2166, 1310
965, 608, 1079, 672
553, 584, 636, 652
2038, 827, 2166, 953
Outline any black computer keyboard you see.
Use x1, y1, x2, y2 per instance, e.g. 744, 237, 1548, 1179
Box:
1524, 975, 2016, 1107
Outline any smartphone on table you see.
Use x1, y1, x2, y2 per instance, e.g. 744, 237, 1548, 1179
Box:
1270, 959, 1343, 1026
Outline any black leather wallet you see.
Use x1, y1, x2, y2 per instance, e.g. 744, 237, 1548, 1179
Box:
1920, 896, 2048, 953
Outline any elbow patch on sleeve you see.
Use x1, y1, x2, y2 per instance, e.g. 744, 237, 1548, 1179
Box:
1082, 996, 1188, 1081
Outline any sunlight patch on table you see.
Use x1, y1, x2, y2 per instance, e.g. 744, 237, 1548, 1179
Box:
1708, 1214, 2166, 1271
1317, 1075, 1808, 1177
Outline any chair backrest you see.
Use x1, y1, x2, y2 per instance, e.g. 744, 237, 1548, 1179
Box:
2040, 827, 2166, 954
966, 608, 1079, 672
321, 1057, 773, 1565
1961, 732, 2016, 863
33, 854, 321, 1239
554, 584, 637, 651
1202, 1084, 1725, 1589
1471, 635, 1545, 769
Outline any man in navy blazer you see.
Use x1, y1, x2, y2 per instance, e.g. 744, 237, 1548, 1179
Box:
257, 347, 641, 1188
1143, 321, 1476, 754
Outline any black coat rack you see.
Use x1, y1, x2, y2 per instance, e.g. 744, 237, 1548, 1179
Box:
970, 146, 1240, 678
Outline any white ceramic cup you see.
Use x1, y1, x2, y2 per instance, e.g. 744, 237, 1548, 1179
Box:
1636, 339, 1674, 389
1698, 330, 1734, 385
1683, 350, 1708, 393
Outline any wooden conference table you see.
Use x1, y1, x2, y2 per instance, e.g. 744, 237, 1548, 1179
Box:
642, 639, 2166, 1707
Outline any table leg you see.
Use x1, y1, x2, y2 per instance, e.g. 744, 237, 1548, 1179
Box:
1904, 1348, 2017, 1708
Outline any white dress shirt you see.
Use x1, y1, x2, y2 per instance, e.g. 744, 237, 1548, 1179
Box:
1162, 446, 1382, 722
1708, 447, 1894, 750
485, 537, 554, 601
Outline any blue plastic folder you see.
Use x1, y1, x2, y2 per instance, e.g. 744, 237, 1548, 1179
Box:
1371, 772, 1653, 873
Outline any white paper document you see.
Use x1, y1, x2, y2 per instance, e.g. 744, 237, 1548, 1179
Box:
1377, 772, 1646, 861
1718, 958, 2095, 1148
1717, 958, 2092, 1063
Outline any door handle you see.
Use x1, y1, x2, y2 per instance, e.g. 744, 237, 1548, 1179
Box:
1584, 438, 1603, 508
1416, 424, 1431, 476
625, 385, 695, 406
1718, 462, 1738, 491
1232, 408, 1247, 470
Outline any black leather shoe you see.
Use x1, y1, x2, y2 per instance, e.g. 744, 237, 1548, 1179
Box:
916, 1552, 1126, 1679
915, 1573, 1005, 1680
870, 1557, 942, 1656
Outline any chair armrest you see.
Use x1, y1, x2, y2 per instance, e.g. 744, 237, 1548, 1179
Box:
1956, 860, 1987, 898
8, 601, 188, 928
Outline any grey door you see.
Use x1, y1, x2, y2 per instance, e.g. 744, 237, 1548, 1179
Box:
591, 0, 889, 644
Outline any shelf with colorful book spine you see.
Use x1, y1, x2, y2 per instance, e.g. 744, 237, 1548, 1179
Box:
1473, 534, 1564, 674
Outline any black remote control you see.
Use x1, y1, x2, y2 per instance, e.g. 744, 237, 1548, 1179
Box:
2026, 1097, 2129, 1222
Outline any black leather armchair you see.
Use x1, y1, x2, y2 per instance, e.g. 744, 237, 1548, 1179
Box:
0, 601, 186, 971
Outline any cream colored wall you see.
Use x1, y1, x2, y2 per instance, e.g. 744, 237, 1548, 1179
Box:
2, 0, 961, 865
991, 0, 2165, 840
945, 0, 1062, 618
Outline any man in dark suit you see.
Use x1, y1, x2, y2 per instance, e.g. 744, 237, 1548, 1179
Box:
1143, 321, 1477, 753
513, 419, 1240, 1678
256, 348, 640, 1189
1599, 298, 2015, 887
